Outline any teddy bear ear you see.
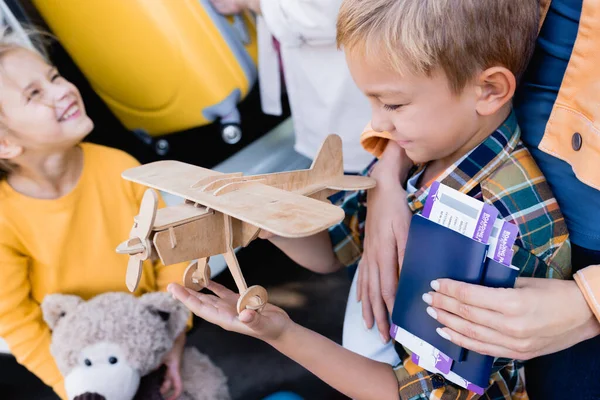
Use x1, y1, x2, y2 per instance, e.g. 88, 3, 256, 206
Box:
139, 292, 190, 338
41, 294, 83, 330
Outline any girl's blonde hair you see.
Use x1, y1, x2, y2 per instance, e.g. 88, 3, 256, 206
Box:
0, 25, 53, 180
337, 0, 539, 94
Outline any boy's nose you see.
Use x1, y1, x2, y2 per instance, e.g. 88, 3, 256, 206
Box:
370, 112, 395, 134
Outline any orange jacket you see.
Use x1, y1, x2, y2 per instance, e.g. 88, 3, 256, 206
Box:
360, 0, 600, 323
539, 0, 600, 323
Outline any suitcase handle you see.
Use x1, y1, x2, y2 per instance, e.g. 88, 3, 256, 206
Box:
231, 14, 251, 45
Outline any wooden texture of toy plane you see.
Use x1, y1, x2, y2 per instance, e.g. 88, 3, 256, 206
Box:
117, 134, 376, 313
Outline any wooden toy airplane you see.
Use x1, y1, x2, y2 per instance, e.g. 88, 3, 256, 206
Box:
116, 134, 375, 314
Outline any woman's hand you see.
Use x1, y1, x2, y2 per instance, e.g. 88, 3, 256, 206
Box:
168, 281, 291, 343
424, 277, 600, 360
160, 331, 186, 400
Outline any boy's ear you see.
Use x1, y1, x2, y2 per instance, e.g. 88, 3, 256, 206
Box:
0, 138, 22, 160
474, 67, 516, 116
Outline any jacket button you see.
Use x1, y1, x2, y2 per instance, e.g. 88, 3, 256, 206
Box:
572, 132, 583, 151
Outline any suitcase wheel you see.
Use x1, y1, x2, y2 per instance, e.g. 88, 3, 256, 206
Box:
221, 123, 242, 145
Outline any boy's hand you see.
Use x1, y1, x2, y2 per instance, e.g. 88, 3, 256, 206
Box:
360, 142, 413, 341
168, 282, 291, 343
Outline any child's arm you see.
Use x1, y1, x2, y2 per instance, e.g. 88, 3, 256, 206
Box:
168, 282, 399, 400
359, 142, 414, 339
0, 235, 67, 399
261, 230, 343, 274
272, 320, 399, 400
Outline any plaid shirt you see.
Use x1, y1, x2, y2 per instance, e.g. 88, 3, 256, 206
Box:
329, 110, 571, 399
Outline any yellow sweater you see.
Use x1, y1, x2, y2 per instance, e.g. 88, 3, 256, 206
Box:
0, 143, 189, 399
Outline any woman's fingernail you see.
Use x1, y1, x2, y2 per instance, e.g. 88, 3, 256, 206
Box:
436, 328, 451, 341
380, 333, 388, 344
363, 320, 369, 330
422, 293, 433, 305
426, 307, 438, 319
430, 280, 440, 291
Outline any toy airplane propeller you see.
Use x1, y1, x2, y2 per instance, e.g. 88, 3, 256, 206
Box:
116, 134, 375, 314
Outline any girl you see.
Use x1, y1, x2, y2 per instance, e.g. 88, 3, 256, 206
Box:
0, 31, 189, 400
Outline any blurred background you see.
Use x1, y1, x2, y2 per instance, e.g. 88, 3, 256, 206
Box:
0, 1, 353, 399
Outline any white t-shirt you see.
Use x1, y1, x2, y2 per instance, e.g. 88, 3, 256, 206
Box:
406, 168, 425, 194
257, 0, 374, 172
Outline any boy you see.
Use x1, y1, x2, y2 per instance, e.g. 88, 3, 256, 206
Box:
169, 0, 571, 398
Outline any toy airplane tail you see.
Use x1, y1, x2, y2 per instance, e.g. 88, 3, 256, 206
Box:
308, 134, 376, 194
309, 134, 344, 179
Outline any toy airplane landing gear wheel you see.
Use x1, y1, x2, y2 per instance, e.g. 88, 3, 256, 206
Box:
237, 285, 268, 313
183, 258, 211, 291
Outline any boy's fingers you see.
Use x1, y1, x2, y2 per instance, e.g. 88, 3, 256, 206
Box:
361, 292, 375, 329
238, 309, 255, 323
169, 284, 212, 314
378, 251, 398, 314
367, 264, 390, 342
168, 283, 193, 300
206, 281, 238, 300
371, 292, 390, 343
356, 258, 367, 302
374, 309, 390, 343
239, 309, 262, 331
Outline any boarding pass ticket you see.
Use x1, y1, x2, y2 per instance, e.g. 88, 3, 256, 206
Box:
391, 182, 520, 394
422, 181, 518, 267
391, 324, 487, 395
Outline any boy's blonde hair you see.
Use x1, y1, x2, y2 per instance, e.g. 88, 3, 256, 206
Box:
337, 0, 539, 93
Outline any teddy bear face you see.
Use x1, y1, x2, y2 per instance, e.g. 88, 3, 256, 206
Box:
65, 341, 141, 400
42, 292, 190, 388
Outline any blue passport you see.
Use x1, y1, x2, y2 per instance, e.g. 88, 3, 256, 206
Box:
391, 214, 519, 389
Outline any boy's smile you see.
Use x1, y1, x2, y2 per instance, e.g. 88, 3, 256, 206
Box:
345, 52, 507, 172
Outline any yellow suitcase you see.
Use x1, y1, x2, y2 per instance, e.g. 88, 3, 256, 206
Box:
32, 0, 258, 147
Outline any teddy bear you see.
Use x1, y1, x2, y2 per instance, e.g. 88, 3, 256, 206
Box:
41, 291, 231, 400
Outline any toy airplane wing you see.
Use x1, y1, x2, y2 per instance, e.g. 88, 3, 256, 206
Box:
123, 161, 345, 238
123, 160, 232, 188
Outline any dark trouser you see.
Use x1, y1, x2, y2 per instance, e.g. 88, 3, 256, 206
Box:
525, 244, 600, 400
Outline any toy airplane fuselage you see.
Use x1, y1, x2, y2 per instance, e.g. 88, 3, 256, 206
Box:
117, 134, 376, 313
